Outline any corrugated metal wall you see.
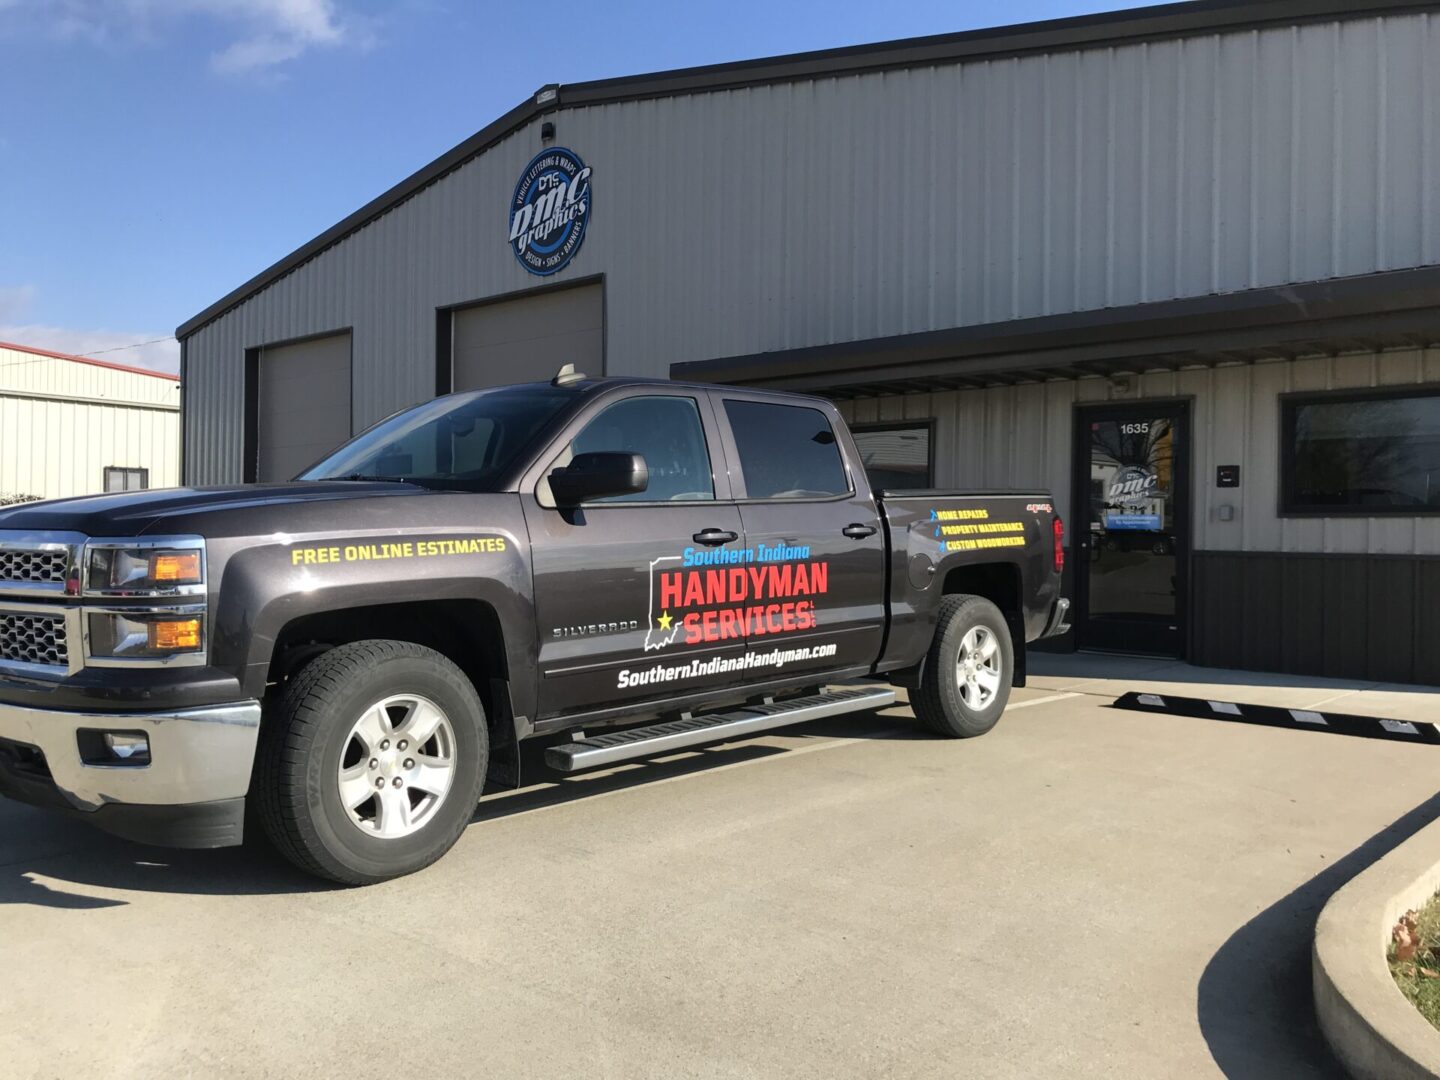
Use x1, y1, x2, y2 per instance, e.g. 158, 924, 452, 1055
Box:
184, 10, 1440, 484
838, 347, 1440, 556
0, 345, 181, 500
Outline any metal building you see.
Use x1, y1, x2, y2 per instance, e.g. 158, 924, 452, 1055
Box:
0, 341, 180, 501
177, 0, 1440, 684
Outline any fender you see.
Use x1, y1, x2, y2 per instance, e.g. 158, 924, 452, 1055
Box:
877, 494, 1063, 672
204, 498, 539, 722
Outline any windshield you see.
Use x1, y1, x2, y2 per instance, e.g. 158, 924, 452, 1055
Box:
299, 386, 577, 491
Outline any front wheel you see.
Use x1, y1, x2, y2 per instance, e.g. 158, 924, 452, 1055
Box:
912, 594, 1014, 738
253, 640, 488, 885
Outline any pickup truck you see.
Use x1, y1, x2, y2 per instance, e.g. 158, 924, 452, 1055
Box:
0, 370, 1068, 884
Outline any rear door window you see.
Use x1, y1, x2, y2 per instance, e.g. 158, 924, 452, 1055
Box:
722, 400, 850, 499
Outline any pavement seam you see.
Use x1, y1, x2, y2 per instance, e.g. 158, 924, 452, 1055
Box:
1008, 692, 1083, 710
1301, 690, 1365, 711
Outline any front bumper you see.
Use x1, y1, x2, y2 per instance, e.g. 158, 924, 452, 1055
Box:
0, 698, 260, 848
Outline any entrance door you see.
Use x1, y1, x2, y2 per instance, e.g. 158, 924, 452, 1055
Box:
1072, 402, 1190, 656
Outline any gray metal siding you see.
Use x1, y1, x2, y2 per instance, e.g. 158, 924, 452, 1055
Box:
185, 11, 1440, 484
838, 347, 1440, 556
1190, 551, 1440, 683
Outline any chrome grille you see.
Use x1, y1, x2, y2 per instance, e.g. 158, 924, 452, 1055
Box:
0, 549, 69, 586
0, 611, 69, 669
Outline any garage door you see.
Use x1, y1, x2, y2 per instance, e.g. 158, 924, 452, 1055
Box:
451, 282, 603, 391
256, 332, 352, 482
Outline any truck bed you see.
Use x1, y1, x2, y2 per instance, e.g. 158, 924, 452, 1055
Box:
876, 489, 1065, 673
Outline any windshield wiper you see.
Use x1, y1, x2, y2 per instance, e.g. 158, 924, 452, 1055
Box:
329, 473, 418, 484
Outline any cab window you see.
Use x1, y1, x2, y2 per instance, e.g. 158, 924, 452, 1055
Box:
560, 396, 715, 503
723, 400, 849, 499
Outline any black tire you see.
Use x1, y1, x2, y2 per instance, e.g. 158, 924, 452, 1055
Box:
253, 640, 488, 885
912, 594, 1014, 738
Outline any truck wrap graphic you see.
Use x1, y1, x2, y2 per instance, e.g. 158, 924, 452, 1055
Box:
928, 506, 1027, 553
619, 642, 841, 689
644, 544, 829, 651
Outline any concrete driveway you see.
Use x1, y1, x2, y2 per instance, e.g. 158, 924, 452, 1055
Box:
4, 682, 1439, 1078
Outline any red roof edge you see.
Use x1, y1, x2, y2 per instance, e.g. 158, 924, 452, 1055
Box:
0, 340, 180, 381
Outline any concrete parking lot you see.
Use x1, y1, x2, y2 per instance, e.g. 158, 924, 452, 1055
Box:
5, 681, 1440, 1079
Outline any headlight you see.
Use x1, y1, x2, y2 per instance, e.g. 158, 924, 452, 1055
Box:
84, 538, 206, 597
85, 608, 206, 663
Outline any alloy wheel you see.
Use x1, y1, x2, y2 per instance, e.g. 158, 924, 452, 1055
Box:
955, 626, 1002, 710
337, 694, 457, 840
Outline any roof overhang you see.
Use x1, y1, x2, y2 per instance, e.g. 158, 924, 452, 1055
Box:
670, 267, 1440, 399
175, 0, 1440, 342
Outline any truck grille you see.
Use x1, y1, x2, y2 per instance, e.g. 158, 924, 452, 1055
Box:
0, 612, 69, 669
0, 549, 69, 586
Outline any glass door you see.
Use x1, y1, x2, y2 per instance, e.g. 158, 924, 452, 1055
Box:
1072, 403, 1190, 656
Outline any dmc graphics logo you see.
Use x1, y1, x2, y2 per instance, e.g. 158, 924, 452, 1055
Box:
507, 147, 592, 276
1107, 465, 1160, 508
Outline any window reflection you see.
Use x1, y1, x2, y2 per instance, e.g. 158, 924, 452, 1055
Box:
851, 425, 931, 490
1286, 392, 1440, 512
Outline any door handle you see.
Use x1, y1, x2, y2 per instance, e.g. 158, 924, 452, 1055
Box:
692, 528, 738, 546
842, 523, 878, 539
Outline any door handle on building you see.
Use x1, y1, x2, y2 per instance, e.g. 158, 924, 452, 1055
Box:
692, 528, 738, 546
842, 523, 878, 539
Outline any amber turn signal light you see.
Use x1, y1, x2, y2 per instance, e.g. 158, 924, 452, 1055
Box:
149, 552, 202, 585
147, 618, 202, 651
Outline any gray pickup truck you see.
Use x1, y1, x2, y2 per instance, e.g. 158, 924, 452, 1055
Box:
0, 371, 1068, 883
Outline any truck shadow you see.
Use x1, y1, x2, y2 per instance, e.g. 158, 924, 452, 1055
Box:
1196, 788, 1440, 1078
0, 802, 323, 907
471, 714, 920, 824
0, 713, 916, 907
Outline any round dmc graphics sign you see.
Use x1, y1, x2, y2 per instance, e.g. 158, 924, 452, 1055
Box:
507, 147, 592, 276
1107, 465, 1160, 508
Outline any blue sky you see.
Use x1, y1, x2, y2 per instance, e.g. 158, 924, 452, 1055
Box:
0, 0, 1137, 372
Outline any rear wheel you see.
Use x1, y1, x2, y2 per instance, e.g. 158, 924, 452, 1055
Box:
254, 640, 488, 885
912, 594, 1013, 738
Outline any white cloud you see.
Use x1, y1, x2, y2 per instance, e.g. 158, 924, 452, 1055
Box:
206, 0, 364, 74
0, 286, 178, 373
0, 324, 180, 374
13, 0, 372, 74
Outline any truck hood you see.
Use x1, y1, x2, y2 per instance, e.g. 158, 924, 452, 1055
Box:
0, 482, 431, 537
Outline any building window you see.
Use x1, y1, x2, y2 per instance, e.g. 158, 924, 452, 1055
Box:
850, 423, 933, 490
104, 467, 149, 493
723, 400, 850, 499
1281, 388, 1440, 514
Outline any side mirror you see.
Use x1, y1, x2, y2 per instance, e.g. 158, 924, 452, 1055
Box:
549, 452, 649, 506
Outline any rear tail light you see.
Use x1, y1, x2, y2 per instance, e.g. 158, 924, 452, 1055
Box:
1053, 515, 1065, 572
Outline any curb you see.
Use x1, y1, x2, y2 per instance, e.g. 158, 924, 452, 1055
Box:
1315, 813, 1440, 1079
1112, 691, 1440, 745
